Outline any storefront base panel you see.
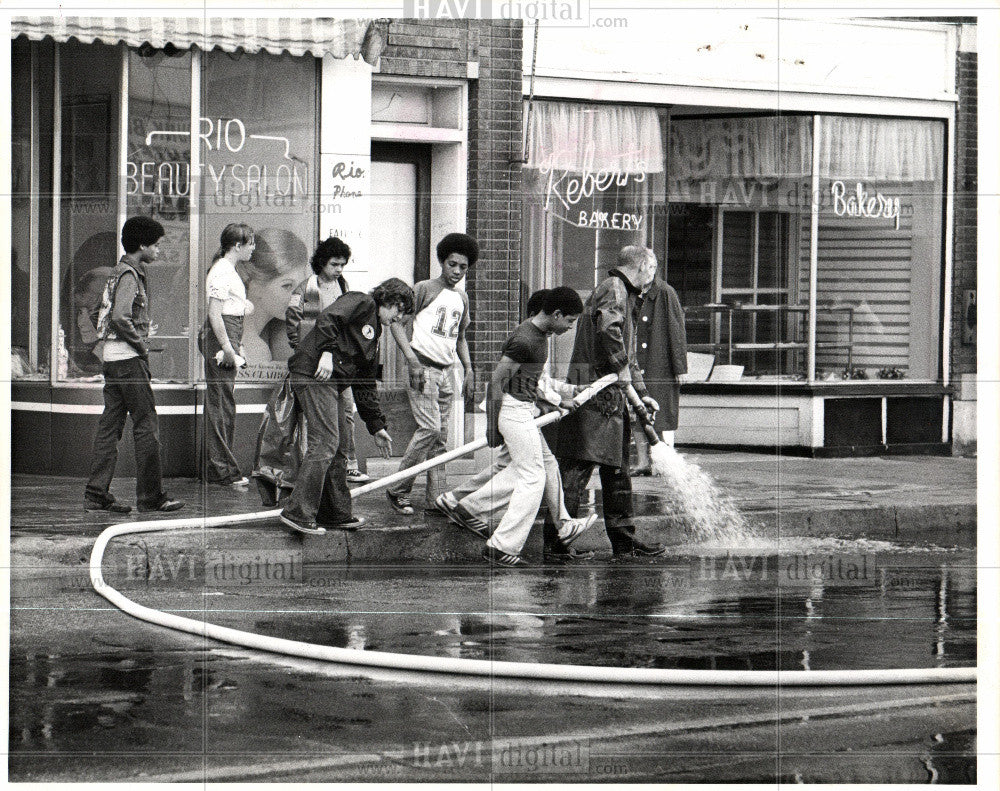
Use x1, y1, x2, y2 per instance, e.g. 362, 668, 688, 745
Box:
11, 384, 421, 478
675, 386, 951, 457
675, 393, 817, 449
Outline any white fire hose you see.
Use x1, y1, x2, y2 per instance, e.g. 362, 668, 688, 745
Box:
89, 373, 975, 686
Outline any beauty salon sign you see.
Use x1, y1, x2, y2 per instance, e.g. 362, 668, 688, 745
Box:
831, 180, 901, 230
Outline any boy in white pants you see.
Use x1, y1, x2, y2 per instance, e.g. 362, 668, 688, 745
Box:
438, 287, 596, 567
437, 289, 595, 548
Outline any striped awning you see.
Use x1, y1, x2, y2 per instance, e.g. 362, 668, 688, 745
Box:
11, 16, 388, 64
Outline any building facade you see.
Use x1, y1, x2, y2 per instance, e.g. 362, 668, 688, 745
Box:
9, 15, 978, 475
518, 15, 976, 456
9, 16, 522, 475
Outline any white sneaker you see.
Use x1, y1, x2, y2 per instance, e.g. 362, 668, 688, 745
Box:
346, 468, 371, 483
558, 513, 598, 547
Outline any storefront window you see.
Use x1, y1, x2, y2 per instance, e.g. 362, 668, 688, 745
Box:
12, 38, 35, 375
123, 46, 193, 382
523, 100, 666, 372
57, 40, 121, 381
815, 116, 944, 382
668, 115, 810, 379
201, 50, 317, 378
666, 113, 945, 383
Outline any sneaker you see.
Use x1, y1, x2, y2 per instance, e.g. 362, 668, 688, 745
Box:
346, 468, 371, 483
230, 476, 250, 487
85, 500, 132, 514
482, 545, 527, 567
386, 491, 414, 515
544, 546, 596, 564
280, 512, 327, 535
137, 498, 184, 513
557, 513, 598, 547
435, 493, 490, 539
317, 515, 366, 530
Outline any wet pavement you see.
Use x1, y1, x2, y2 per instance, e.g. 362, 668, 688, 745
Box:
10, 542, 977, 782
8, 452, 981, 782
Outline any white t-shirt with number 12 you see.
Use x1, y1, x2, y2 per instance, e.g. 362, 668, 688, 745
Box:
409, 278, 470, 367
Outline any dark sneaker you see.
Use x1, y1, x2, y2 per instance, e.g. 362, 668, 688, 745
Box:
280, 512, 326, 535
317, 515, 366, 531
138, 498, 184, 513
482, 545, 527, 567
386, 491, 415, 515
435, 493, 490, 539
85, 500, 132, 514
345, 468, 371, 483
544, 546, 597, 564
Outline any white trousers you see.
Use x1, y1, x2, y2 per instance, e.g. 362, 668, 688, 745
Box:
455, 440, 571, 525
463, 396, 553, 556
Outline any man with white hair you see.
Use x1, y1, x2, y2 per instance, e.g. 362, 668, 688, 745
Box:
543, 245, 666, 562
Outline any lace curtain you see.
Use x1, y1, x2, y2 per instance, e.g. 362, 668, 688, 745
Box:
525, 100, 663, 173
669, 116, 812, 181
668, 114, 943, 183
818, 116, 943, 182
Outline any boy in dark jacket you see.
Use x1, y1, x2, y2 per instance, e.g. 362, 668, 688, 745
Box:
279, 278, 414, 535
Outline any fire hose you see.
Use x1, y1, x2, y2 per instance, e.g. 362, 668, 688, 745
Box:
89, 373, 975, 686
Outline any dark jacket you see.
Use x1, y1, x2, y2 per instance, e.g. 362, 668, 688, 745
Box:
287, 291, 386, 435
284, 273, 349, 350
637, 278, 688, 432
95, 256, 151, 358
556, 269, 649, 467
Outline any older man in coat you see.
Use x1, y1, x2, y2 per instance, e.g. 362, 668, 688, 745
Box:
543, 245, 668, 562
634, 276, 688, 471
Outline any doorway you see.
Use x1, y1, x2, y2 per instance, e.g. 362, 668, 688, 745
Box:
370, 142, 432, 386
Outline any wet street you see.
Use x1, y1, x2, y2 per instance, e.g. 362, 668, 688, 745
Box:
10, 541, 976, 782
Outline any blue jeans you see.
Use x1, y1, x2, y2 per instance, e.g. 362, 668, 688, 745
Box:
281, 375, 353, 526
85, 356, 168, 509
387, 365, 455, 506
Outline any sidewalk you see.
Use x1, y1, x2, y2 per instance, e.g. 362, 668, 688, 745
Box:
10, 450, 976, 575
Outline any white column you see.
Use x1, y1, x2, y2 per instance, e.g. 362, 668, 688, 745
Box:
320, 55, 373, 288
807, 114, 820, 385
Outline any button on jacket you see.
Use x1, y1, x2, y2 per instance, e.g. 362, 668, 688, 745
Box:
287, 291, 386, 435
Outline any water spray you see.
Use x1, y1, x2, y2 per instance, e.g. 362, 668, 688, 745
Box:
626, 386, 754, 542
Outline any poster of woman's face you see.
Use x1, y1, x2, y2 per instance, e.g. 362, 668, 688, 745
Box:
239, 228, 310, 364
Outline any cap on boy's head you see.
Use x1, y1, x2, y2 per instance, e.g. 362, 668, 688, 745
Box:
121, 216, 165, 254
525, 288, 549, 317
540, 286, 584, 316
436, 233, 479, 266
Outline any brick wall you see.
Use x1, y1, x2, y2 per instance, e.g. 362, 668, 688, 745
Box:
951, 50, 977, 381
379, 20, 524, 390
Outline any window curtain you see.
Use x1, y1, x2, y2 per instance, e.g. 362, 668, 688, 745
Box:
668, 115, 812, 181
817, 116, 943, 181
525, 100, 663, 173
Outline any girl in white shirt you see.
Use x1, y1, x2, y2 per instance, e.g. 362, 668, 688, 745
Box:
201, 223, 255, 486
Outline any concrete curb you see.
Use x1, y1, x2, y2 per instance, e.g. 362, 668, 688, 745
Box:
12, 501, 976, 589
